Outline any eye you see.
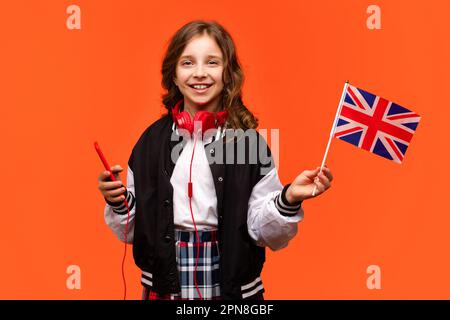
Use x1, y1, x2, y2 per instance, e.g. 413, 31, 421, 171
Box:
181, 60, 193, 66
208, 60, 219, 65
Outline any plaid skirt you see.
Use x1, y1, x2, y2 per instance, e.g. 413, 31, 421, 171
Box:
142, 229, 221, 300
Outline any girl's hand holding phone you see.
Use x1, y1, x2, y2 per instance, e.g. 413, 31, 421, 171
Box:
97, 165, 126, 204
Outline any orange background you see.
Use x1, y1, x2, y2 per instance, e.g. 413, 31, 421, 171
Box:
1, 0, 449, 299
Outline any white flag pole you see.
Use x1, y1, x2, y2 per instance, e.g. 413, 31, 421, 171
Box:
312, 80, 349, 197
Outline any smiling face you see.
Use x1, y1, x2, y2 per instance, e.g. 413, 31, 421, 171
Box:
174, 32, 224, 114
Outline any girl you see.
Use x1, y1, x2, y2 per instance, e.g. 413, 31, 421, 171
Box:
97, 20, 333, 300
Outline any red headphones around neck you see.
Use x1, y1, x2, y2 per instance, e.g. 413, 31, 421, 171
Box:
171, 100, 228, 135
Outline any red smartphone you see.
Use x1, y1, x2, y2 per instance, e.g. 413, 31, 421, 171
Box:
94, 141, 118, 182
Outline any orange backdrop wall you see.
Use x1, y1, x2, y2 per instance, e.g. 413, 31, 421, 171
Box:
1, 0, 449, 299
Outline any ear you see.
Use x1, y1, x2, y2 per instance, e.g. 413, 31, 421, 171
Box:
173, 78, 178, 86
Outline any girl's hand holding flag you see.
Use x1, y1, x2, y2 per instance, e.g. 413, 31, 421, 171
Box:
285, 166, 334, 203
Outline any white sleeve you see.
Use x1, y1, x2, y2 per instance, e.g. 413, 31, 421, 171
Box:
104, 166, 136, 244
247, 167, 304, 251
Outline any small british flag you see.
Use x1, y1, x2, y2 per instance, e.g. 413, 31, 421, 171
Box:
334, 84, 421, 164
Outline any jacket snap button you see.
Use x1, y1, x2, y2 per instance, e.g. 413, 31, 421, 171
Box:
164, 235, 172, 242
163, 169, 169, 176
210, 149, 214, 154
218, 177, 223, 182
164, 199, 171, 206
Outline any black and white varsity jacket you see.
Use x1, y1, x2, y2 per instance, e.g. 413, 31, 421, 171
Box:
104, 114, 304, 299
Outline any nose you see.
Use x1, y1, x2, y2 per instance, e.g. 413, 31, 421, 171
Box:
193, 63, 207, 78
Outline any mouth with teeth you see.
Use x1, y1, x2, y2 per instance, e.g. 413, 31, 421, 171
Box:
189, 83, 213, 93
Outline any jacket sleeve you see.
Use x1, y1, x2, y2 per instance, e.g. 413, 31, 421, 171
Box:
247, 167, 304, 251
104, 166, 136, 244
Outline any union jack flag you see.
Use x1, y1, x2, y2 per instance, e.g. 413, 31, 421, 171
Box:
334, 84, 421, 164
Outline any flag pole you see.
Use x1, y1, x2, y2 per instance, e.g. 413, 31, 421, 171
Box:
312, 80, 349, 196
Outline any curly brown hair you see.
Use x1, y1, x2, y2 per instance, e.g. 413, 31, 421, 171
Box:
161, 20, 258, 130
